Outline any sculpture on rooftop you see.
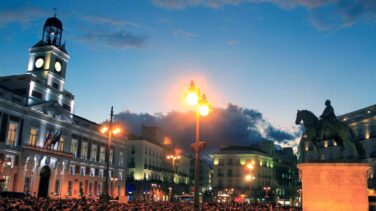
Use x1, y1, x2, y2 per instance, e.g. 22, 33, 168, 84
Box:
295, 100, 365, 160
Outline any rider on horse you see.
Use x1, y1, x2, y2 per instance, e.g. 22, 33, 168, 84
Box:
318, 100, 337, 139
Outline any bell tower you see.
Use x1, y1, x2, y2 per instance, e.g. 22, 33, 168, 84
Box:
27, 13, 69, 92
25, 12, 74, 113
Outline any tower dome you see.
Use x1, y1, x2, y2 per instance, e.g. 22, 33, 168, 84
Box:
42, 15, 63, 46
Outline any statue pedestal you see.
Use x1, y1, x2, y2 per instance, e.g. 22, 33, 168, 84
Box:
298, 163, 370, 211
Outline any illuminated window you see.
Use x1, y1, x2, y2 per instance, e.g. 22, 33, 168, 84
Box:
81, 142, 88, 159
68, 181, 72, 195
119, 152, 124, 167
119, 171, 123, 181
6, 122, 19, 146
99, 146, 105, 163
90, 168, 95, 177
29, 127, 38, 146
58, 136, 64, 151
91, 144, 97, 162
55, 180, 60, 195
80, 166, 85, 176
69, 165, 75, 175
70, 139, 78, 158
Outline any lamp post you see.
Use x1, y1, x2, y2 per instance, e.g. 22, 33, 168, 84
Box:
186, 81, 210, 211
244, 162, 256, 199
166, 154, 181, 202
100, 106, 122, 201
263, 186, 271, 198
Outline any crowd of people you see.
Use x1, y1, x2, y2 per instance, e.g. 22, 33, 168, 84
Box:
0, 196, 300, 211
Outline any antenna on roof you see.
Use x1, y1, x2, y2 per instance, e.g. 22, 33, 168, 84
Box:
53, 8, 57, 17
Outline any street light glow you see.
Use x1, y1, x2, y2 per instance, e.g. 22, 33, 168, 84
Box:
100, 126, 108, 134
247, 163, 254, 170
112, 127, 121, 135
187, 92, 199, 106
199, 104, 210, 116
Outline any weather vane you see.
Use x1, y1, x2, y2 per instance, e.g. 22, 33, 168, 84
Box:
53, 8, 57, 17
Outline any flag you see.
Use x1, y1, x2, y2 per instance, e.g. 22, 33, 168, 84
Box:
51, 132, 61, 146
44, 131, 52, 147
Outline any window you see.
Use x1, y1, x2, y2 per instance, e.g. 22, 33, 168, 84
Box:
71, 139, 78, 158
119, 152, 124, 167
55, 180, 60, 195
99, 146, 105, 163
79, 182, 83, 195
6, 122, 19, 146
29, 127, 38, 146
119, 171, 123, 181
98, 183, 102, 195
89, 183, 93, 196
68, 181, 73, 195
110, 149, 114, 165
90, 168, 95, 177
99, 169, 104, 178
91, 144, 97, 162
52, 81, 59, 90
80, 166, 85, 176
81, 142, 88, 159
58, 136, 64, 151
69, 165, 75, 175
31, 90, 43, 99
131, 145, 135, 154
24, 177, 31, 194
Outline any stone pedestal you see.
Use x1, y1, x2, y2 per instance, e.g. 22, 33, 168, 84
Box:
298, 163, 370, 211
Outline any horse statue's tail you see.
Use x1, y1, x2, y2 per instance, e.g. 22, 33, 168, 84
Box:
349, 128, 366, 158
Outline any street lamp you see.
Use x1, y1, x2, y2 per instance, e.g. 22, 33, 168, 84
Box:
244, 162, 256, 198
166, 154, 181, 202
185, 81, 211, 211
99, 106, 122, 201
263, 186, 271, 198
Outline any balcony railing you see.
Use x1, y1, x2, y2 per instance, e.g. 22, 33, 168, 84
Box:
23, 144, 73, 158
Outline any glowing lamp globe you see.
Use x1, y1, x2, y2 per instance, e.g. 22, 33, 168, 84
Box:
187, 92, 199, 106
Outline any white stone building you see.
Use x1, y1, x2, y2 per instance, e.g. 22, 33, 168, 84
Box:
0, 15, 127, 198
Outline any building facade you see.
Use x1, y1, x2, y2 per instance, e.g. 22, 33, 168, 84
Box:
0, 16, 127, 198
126, 126, 190, 201
212, 140, 298, 204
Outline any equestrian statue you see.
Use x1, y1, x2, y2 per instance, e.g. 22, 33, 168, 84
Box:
295, 100, 365, 159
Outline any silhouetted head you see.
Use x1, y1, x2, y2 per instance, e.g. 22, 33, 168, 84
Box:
325, 100, 331, 106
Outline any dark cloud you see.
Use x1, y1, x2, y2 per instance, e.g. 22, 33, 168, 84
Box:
151, 0, 376, 30
79, 30, 147, 49
0, 7, 48, 27
114, 103, 299, 153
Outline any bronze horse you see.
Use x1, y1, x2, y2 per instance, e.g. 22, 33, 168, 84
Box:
295, 110, 365, 159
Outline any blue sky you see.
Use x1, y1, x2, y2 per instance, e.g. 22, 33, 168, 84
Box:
0, 0, 375, 132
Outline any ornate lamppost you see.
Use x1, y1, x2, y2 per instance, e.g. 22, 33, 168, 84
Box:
166, 154, 181, 201
185, 81, 211, 211
99, 106, 122, 201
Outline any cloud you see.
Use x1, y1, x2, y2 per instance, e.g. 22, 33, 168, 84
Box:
173, 29, 199, 39
79, 30, 147, 49
80, 15, 142, 28
0, 7, 48, 27
151, 0, 376, 30
227, 40, 238, 46
114, 103, 300, 153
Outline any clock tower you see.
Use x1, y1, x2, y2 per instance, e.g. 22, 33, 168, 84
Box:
27, 14, 69, 92
25, 14, 74, 113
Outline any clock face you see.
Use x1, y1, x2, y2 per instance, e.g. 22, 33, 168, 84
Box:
35, 58, 44, 68
55, 61, 62, 72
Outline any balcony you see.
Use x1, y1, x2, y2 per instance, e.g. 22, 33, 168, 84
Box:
23, 144, 73, 158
